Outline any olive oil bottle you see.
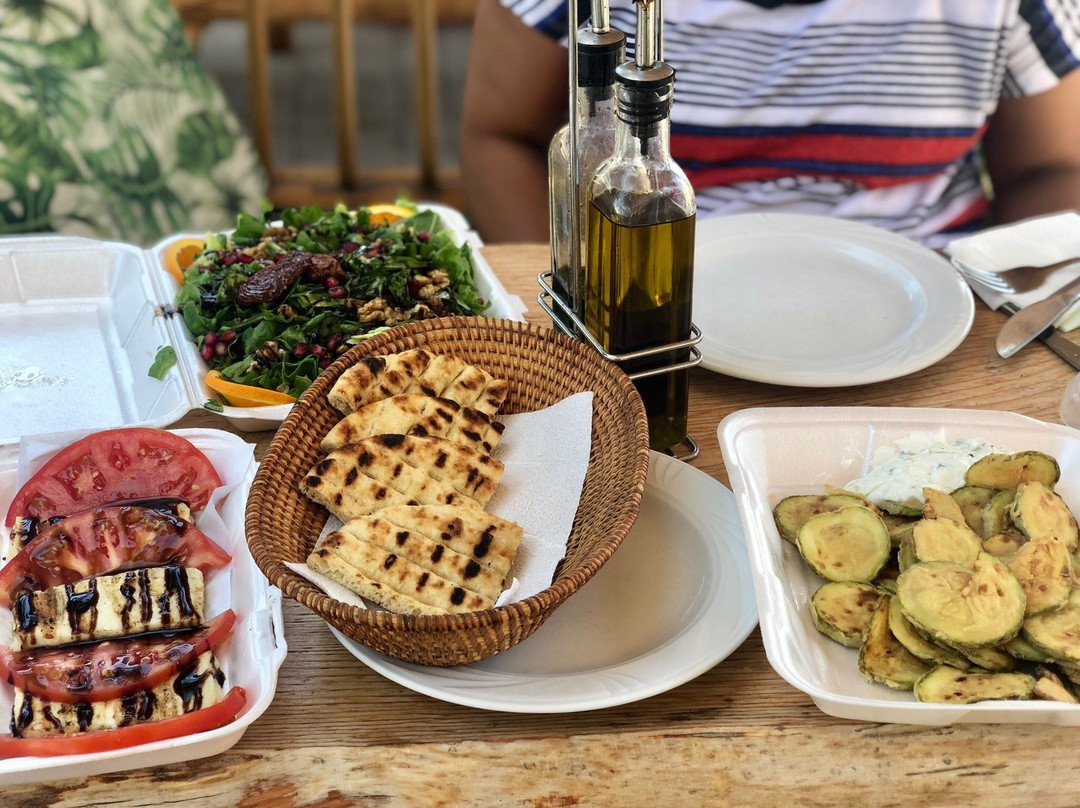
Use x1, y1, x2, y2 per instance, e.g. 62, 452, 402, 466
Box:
547, 1, 624, 333
584, 0, 696, 452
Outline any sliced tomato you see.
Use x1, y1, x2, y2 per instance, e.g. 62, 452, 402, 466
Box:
0, 686, 246, 758
0, 503, 231, 606
0, 610, 236, 703
5, 428, 223, 528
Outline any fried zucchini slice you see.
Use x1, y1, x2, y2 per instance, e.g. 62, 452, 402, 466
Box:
910, 517, 982, 567
880, 512, 917, 550
1022, 587, 1080, 663
810, 581, 884, 647
858, 595, 931, 690
896, 553, 1026, 647
898, 535, 918, 573
949, 485, 998, 538
1007, 537, 1072, 616
982, 531, 1027, 560
887, 595, 972, 669
1033, 665, 1079, 703
877, 499, 924, 517
1008, 481, 1080, 552
913, 664, 1034, 704
772, 492, 871, 544
922, 488, 965, 524
873, 554, 901, 592
955, 643, 1016, 672
1003, 633, 1057, 663
980, 489, 1017, 537
795, 506, 890, 583
964, 451, 1060, 489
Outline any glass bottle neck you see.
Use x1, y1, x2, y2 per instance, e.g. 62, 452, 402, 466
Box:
576, 86, 616, 124
614, 115, 671, 161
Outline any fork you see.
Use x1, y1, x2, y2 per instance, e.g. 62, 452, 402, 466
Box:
953, 256, 1080, 295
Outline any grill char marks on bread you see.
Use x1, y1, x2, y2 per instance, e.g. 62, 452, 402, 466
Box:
299, 435, 504, 521
321, 394, 505, 455
328, 349, 509, 417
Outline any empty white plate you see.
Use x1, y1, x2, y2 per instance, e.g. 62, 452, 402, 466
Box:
693, 213, 974, 387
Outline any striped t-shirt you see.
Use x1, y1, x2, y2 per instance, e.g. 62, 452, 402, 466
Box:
503, 0, 1080, 245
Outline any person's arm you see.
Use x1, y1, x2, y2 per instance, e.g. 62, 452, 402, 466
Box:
982, 68, 1080, 224
461, 0, 568, 243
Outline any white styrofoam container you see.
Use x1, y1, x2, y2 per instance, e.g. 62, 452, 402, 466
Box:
0, 428, 287, 785
718, 406, 1080, 726
0, 203, 527, 440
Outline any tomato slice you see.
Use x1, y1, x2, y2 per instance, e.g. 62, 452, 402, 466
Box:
0, 503, 231, 606
5, 428, 223, 528
0, 686, 246, 758
0, 610, 236, 703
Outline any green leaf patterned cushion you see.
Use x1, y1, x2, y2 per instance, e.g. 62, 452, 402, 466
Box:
0, 0, 267, 245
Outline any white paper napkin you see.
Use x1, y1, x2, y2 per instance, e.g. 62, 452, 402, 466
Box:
945, 211, 1080, 331
287, 391, 595, 611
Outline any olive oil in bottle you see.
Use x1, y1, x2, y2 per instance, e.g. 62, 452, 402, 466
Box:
585, 195, 694, 450
583, 0, 696, 452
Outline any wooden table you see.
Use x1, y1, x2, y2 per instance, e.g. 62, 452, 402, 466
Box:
14, 244, 1080, 806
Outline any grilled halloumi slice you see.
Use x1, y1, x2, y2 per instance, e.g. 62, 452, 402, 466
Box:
13, 566, 204, 651
10, 652, 225, 737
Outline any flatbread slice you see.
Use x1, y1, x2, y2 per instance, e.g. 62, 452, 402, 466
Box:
355, 434, 503, 505
328, 349, 509, 417
328, 349, 433, 414
320, 394, 504, 455
309, 530, 494, 614
300, 451, 449, 522
337, 515, 506, 601
375, 504, 523, 579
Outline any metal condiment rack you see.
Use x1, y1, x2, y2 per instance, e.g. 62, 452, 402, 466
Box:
537, 0, 702, 462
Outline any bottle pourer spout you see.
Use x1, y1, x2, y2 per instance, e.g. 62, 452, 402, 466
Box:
591, 0, 610, 33
634, 0, 658, 69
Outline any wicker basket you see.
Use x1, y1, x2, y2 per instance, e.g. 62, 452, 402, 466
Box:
245, 316, 651, 666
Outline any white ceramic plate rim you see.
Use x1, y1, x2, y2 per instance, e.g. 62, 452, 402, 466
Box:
718, 406, 1080, 725
693, 213, 974, 387
330, 452, 758, 713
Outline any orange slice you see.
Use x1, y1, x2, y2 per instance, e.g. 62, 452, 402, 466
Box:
205, 370, 297, 408
164, 237, 205, 284
366, 203, 415, 228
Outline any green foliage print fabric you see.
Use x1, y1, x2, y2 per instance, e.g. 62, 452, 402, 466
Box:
0, 0, 267, 245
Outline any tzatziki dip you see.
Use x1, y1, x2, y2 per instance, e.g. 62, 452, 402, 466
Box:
844, 435, 1002, 507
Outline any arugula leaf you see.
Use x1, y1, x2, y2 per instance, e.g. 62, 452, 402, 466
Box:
232, 212, 265, 246
203, 400, 225, 413
148, 346, 177, 380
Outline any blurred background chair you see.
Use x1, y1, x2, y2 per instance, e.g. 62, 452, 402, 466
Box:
173, 0, 476, 209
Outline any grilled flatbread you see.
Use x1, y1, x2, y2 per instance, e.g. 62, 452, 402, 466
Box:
336, 515, 506, 601
300, 435, 503, 521
329, 349, 509, 417
12, 566, 204, 650
321, 394, 504, 455
309, 530, 495, 615
375, 504, 523, 579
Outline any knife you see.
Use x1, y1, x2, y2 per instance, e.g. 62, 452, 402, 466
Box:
996, 275, 1080, 359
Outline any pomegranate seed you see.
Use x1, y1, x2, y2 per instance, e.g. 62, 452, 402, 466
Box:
341, 241, 358, 253
236, 253, 253, 264
417, 231, 430, 243
328, 286, 346, 299
293, 344, 308, 359
221, 253, 237, 266
327, 334, 342, 351
319, 357, 332, 369
407, 280, 423, 298
203, 332, 218, 347
200, 345, 214, 362
310, 345, 327, 358
214, 342, 228, 357
324, 276, 340, 288
220, 331, 237, 344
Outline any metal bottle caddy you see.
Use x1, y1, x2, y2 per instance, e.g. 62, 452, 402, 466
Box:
537, 0, 702, 461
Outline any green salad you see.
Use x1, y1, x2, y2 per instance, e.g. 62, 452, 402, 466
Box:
173, 204, 488, 400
